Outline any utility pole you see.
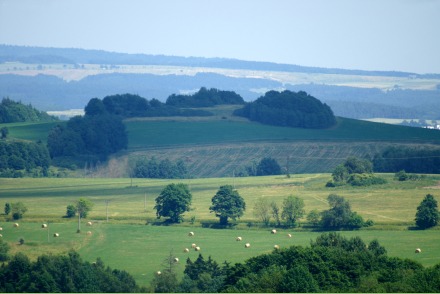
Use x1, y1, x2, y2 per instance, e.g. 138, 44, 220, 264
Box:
144, 193, 147, 212
105, 200, 110, 222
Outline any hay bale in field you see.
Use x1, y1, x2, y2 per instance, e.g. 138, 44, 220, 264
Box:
87, 231, 92, 236
245, 243, 251, 248
156, 271, 161, 275
271, 229, 276, 234
287, 233, 292, 238
236, 236, 242, 241
191, 243, 197, 248
0, 234, 2, 238
13, 223, 19, 228
53, 233, 59, 237
174, 257, 179, 263
195, 246, 201, 251
415, 248, 422, 253
0, 227, 3, 231
87, 221, 93, 226
183, 248, 190, 253
274, 245, 280, 250
42, 224, 47, 228
188, 231, 194, 237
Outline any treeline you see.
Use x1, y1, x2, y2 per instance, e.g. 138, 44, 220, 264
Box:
132, 157, 188, 179
234, 90, 336, 129
0, 251, 143, 292
47, 113, 127, 163
373, 146, 440, 174
166, 87, 244, 107
85, 93, 213, 118
0, 98, 57, 123
0, 140, 50, 177
154, 233, 440, 293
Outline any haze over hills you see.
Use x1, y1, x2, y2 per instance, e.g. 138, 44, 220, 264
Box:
0, 45, 440, 120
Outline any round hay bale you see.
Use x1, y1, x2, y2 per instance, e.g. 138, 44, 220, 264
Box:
13, 223, 19, 228
0, 234, 2, 238
0, 227, 3, 231
245, 243, 251, 248
53, 233, 59, 237
174, 257, 179, 263
287, 233, 292, 238
236, 236, 242, 241
87, 231, 92, 236
188, 231, 194, 237
191, 243, 197, 248
156, 271, 161, 276
271, 229, 277, 234
87, 221, 93, 226
195, 246, 201, 251
415, 248, 422, 253
274, 245, 280, 250
183, 248, 190, 253
42, 224, 47, 228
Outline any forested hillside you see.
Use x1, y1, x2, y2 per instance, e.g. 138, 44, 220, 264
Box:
0, 98, 57, 123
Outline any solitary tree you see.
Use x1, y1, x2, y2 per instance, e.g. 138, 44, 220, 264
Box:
320, 194, 365, 229
253, 197, 271, 226
415, 194, 439, 229
75, 198, 94, 233
155, 183, 192, 223
281, 195, 305, 227
4, 203, 10, 215
210, 185, 245, 225
11, 202, 27, 220
257, 157, 282, 176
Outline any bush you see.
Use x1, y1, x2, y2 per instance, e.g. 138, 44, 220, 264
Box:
348, 173, 387, 186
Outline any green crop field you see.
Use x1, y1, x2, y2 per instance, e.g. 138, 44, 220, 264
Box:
1, 174, 440, 287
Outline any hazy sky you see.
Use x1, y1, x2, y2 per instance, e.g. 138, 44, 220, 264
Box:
1, 0, 439, 74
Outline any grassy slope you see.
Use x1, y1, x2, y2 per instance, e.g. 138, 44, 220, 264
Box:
1, 174, 440, 286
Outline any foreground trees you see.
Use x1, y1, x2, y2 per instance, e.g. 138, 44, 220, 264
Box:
155, 183, 192, 223
210, 185, 246, 225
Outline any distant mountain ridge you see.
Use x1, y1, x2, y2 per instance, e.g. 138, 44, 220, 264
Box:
1, 44, 438, 78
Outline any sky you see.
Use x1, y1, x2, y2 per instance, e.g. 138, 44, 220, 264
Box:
1, 0, 439, 74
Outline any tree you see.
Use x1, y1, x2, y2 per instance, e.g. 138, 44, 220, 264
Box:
307, 209, 320, 226
11, 202, 27, 220
0, 238, 10, 261
4, 202, 10, 215
155, 183, 192, 223
253, 197, 271, 226
281, 195, 305, 227
65, 204, 76, 218
256, 157, 282, 176
271, 201, 281, 226
210, 185, 246, 225
415, 194, 439, 229
75, 198, 94, 233
0, 127, 8, 139
150, 251, 179, 293
320, 194, 365, 229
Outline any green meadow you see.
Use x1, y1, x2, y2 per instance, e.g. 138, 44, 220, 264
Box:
1, 174, 440, 287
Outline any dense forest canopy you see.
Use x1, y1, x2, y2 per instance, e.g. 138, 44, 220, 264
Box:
0, 98, 57, 123
234, 90, 337, 128
166, 87, 245, 107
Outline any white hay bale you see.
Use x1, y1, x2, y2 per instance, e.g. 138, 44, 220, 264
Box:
191, 243, 197, 248
236, 236, 242, 241
188, 231, 194, 237
0, 234, 2, 238
174, 257, 179, 263
415, 248, 422, 253
42, 224, 47, 228
195, 246, 201, 251
183, 248, 190, 253
274, 245, 280, 250
0, 227, 3, 231
156, 271, 161, 275
287, 233, 292, 238
53, 233, 59, 237
87, 231, 92, 236
87, 221, 93, 226
245, 243, 251, 248
271, 229, 277, 234
13, 223, 19, 228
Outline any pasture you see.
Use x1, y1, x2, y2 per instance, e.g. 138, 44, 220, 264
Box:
1, 175, 440, 287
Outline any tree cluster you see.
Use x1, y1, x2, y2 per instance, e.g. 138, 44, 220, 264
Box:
253, 196, 305, 228
47, 113, 127, 162
166, 87, 245, 107
415, 194, 439, 229
0, 251, 143, 292
85, 94, 213, 118
0, 140, 50, 177
373, 146, 440, 174
233, 90, 336, 129
160, 233, 440, 293
236, 157, 282, 177
132, 157, 187, 179
327, 156, 387, 187
0, 98, 57, 123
